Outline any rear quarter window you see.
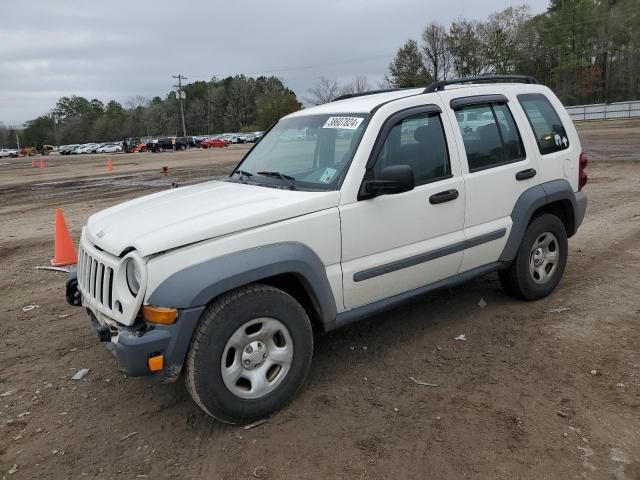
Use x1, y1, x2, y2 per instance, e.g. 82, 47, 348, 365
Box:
518, 94, 570, 155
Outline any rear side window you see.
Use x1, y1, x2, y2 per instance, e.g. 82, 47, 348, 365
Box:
454, 103, 525, 172
518, 94, 569, 155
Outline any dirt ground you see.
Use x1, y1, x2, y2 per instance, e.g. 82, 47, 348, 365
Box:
0, 121, 639, 479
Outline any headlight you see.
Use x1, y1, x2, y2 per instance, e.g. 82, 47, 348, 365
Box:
126, 259, 141, 296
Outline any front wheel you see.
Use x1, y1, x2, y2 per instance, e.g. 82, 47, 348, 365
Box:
185, 284, 313, 423
499, 213, 568, 300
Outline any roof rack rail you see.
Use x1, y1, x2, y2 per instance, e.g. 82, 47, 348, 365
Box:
424, 75, 539, 93
331, 87, 413, 102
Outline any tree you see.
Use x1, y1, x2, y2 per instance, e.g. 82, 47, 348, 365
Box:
256, 92, 301, 129
105, 100, 125, 117
0, 122, 8, 147
388, 39, 431, 87
513, 14, 555, 86
90, 99, 104, 115
422, 22, 450, 81
305, 77, 340, 105
53, 96, 91, 120
482, 6, 532, 74
339, 76, 371, 96
545, 0, 597, 103
446, 20, 489, 77
23, 115, 56, 146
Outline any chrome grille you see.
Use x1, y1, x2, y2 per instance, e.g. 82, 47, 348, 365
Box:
78, 245, 115, 312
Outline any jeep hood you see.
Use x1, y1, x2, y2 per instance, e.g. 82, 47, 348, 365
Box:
85, 180, 340, 257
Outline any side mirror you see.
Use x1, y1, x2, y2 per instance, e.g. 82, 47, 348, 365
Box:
362, 165, 415, 198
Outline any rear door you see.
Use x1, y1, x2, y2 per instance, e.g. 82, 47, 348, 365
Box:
340, 99, 466, 309
439, 89, 541, 272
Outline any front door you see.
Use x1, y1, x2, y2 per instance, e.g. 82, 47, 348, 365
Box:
340, 102, 466, 310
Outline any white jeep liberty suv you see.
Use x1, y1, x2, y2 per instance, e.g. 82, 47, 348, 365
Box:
65, 75, 588, 423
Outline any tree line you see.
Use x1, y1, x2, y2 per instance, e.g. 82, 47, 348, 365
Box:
1, 75, 300, 148
385, 0, 639, 104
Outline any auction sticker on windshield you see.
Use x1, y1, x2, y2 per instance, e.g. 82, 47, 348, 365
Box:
319, 167, 337, 183
323, 117, 364, 129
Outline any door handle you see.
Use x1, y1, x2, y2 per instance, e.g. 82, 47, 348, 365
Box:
429, 189, 459, 205
515, 168, 536, 181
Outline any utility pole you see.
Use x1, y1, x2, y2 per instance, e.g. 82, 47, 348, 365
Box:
51, 112, 58, 145
173, 74, 188, 137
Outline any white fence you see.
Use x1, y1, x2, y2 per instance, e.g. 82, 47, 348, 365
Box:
565, 100, 640, 121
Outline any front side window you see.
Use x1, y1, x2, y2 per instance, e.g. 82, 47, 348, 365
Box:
233, 113, 369, 190
373, 112, 451, 186
518, 93, 569, 155
454, 103, 526, 172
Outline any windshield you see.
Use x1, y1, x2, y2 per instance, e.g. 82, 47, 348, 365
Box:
232, 113, 369, 190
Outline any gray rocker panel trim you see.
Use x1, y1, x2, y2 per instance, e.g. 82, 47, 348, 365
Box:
499, 179, 580, 262
332, 262, 503, 331
147, 242, 338, 324
353, 228, 506, 282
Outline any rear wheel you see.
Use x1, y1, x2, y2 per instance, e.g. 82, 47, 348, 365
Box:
185, 284, 313, 423
499, 213, 568, 300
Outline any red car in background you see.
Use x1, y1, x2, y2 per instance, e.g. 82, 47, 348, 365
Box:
200, 138, 229, 148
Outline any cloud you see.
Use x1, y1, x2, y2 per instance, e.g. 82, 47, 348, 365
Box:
0, 0, 549, 125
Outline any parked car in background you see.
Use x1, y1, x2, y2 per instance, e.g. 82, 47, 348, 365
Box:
59, 145, 78, 155
149, 137, 174, 152
200, 138, 229, 148
96, 144, 123, 153
177, 136, 197, 148
254, 131, 265, 140
0, 148, 18, 158
222, 134, 239, 144
72, 144, 93, 154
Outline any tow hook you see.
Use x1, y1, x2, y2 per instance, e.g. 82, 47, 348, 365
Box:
97, 325, 113, 342
65, 271, 82, 307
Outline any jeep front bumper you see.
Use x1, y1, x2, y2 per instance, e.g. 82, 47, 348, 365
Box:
66, 271, 204, 382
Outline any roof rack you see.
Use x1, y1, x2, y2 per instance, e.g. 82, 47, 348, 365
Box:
423, 75, 539, 93
331, 87, 413, 102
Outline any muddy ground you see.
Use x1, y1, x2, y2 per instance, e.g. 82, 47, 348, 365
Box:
0, 121, 639, 479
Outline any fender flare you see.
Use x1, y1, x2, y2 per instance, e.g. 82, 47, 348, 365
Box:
147, 242, 338, 324
499, 179, 580, 262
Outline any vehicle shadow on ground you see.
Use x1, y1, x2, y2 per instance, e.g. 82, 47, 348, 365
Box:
152, 272, 508, 427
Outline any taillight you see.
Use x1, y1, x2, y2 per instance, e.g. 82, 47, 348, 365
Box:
579, 152, 588, 191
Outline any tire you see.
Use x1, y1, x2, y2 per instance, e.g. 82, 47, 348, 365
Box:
499, 213, 568, 300
185, 284, 313, 423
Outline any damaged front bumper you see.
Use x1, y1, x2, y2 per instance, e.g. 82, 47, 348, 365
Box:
66, 271, 204, 383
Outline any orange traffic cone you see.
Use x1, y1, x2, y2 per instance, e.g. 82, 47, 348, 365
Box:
51, 208, 78, 267
107, 158, 113, 171
32, 159, 36, 168
39, 159, 45, 169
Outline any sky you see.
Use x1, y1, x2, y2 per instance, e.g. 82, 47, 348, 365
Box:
1, 0, 549, 126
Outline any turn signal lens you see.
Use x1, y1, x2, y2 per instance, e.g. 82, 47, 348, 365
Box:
143, 306, 177, 325
148, 355, 164, 372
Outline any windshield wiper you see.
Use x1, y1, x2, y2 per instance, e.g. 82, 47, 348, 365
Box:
257, 171, 297, 190
232, 169, 254, 183
233, 169, 254, 178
